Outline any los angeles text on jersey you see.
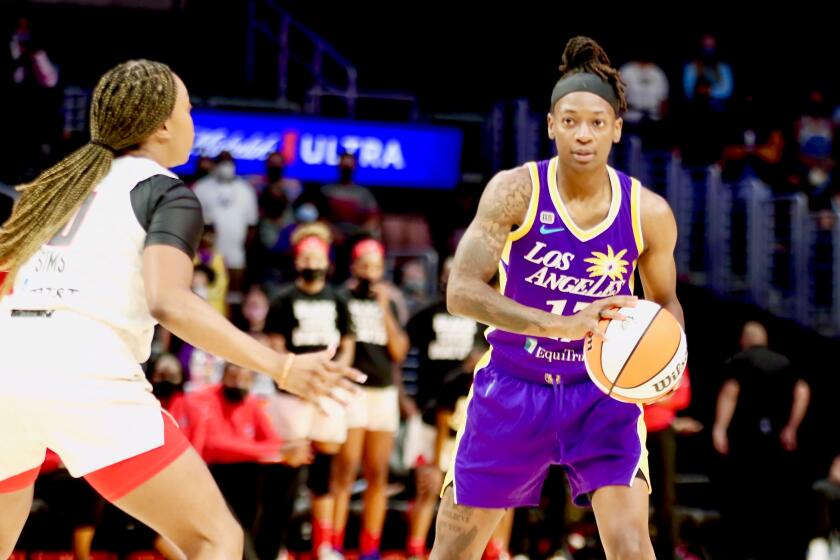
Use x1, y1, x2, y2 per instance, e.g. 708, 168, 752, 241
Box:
522, 241, 627, 298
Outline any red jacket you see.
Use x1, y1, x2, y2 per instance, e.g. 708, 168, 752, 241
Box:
644, 369, 691, 432
160, 392, 210, 456
190, 385, 283, 464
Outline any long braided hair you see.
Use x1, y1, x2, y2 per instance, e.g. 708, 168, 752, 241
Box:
0, 59, 177, 294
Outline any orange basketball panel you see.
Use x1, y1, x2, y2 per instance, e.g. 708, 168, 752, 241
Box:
613, 312, 682, 389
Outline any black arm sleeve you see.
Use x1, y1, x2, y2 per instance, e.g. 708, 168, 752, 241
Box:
131, 175, 204, 259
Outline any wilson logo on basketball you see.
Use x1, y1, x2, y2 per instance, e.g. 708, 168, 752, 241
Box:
584, 300, 688, 404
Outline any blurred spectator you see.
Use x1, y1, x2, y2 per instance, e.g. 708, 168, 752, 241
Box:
403, 257, 484, 559
713, 321, 811, 559
619, 53, 669, 148
196, 363, 311, 543
9, 17, 58, 89
644, 370, 702, 560
807, 456, 840, 560
263, 223, 356, 559
258, 151, 302, 203
720, 92, 785, 188
178, 265, 226, 389
187, 155, 215, 186
2, 16, 61, 183
789, 88, 835, 196
150, 353, 185, 413
240, 285, 277, 397
321, 152, 382, 243
194, 224, 229, 316
673, 76, 728, 168
249, 163, 295, 287
332, 238, 409, 559
200, 370, 292, 465
682, 33, 734, 112
193, 151, 258, 302
399, 258, 432, 315
149, 352, 209, 456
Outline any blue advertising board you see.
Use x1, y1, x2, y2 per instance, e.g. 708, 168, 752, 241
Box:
175, 109, 463, 189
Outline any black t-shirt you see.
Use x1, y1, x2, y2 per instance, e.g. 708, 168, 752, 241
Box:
264, 284, 350, 354
347, 291, 401, 387
723, 346, 799, 443
406, 298, 484, 419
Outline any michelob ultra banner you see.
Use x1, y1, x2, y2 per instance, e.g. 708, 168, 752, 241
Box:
175, 109, 463, 189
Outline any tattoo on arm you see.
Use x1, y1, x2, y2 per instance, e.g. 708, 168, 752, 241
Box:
448, 167, 554, 335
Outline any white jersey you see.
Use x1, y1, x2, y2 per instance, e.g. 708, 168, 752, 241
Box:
2, 155, 203, 363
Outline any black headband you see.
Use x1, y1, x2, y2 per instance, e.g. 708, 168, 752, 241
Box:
90, 139, 117, 153
550, 72, 620, 114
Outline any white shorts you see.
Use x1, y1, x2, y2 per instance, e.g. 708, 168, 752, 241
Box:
0, 311, 164, 480
346, 385, 399, 433
402, 415, 455, 471
263, 392, 348, 444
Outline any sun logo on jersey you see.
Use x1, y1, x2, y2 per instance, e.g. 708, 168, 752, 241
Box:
584, 245, 629, 281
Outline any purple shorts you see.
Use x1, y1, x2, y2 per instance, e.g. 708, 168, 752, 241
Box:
443, 356, 650, 508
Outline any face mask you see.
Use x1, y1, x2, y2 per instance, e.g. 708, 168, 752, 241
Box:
300, 268, 327, 282
152, 380, 178, 399
222, 386, 248, 403
295, 203, 318, 223
339, 167, 353, 183
355, 278, 372, 297
267, 166, 283, 182
403, 279, 425, 294
193, 286, 209, 300
215, 161, 236, 181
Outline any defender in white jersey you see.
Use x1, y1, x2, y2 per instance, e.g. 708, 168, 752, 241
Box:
0, 60, 363, 559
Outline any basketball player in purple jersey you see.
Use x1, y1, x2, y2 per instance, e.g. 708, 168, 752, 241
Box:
429, 37, 685, 560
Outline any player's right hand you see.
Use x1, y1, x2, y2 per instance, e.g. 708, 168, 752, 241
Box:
276, 349, 367, 407
547, 295, 638, 340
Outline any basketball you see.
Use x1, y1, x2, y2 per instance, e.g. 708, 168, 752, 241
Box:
584, 300, 687, 404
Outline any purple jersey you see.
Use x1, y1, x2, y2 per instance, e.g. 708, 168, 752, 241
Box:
442, 158, 650, 509
486, 157, 644, 384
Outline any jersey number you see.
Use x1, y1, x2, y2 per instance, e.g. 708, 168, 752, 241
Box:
48, 193, 96, 246
546, 299, 589, 342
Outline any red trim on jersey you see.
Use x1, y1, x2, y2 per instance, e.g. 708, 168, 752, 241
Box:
84, 411, 190, 502
0, 466, 40, 493
0, 269, 11, 294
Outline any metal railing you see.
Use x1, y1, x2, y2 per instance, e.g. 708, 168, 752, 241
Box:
245, 0, 358, 114
245, 0, 418, 119
621, 138, 840, 336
